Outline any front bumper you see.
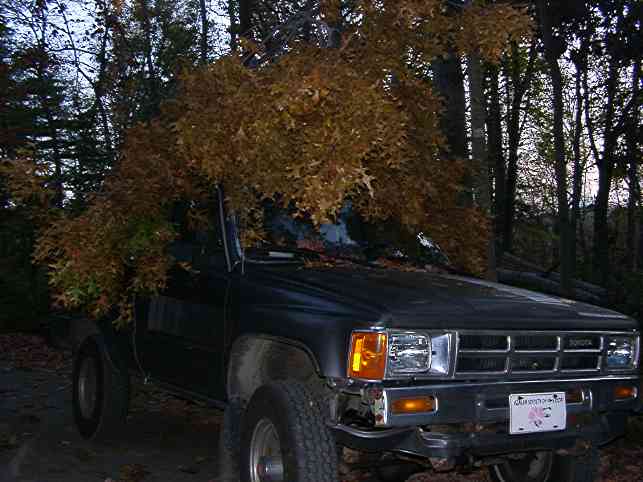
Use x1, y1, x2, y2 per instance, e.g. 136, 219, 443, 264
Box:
332, 376, 638, 459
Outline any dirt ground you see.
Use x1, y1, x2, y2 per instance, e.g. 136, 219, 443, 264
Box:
1, 333, 642, 482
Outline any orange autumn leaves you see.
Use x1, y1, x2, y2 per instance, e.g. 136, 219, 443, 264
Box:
6, 0, 531, 321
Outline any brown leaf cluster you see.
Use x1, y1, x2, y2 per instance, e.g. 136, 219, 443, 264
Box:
5, 0, 531, 320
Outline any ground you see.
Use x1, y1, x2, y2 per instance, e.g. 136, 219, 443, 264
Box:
1, 333, 642, 482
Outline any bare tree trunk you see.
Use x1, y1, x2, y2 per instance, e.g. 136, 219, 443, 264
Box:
433, 55, 467, 159
592, 57, 619, 285
199, 0, 209, 63
239, 0, 253, 36
539, 0, 573, 297
486, 65, 505, 254
626, 58, 641, 272
468, 53, 496, 280
228, 0, 238, 50
570, 46, 586, 276
503, 42, 536, 255
433, 53, 469, 199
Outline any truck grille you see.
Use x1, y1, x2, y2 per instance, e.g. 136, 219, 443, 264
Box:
455, 332, 604, 378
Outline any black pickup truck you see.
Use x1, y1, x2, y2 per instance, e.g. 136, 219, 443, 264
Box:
55, 188, 640, 482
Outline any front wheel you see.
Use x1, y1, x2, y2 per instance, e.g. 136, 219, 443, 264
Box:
72, 337, 129, 441
489, 447, 599, 482
240, 380, 339, 482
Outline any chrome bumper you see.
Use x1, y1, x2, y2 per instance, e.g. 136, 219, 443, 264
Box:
374, 376, 639, 428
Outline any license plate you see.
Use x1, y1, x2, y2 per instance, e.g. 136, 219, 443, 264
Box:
509, 392, 566, 435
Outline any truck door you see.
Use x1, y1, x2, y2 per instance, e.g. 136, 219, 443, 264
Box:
135, 197, 229, 400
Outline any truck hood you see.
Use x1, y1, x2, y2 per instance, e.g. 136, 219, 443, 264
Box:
258, 265, 638, 331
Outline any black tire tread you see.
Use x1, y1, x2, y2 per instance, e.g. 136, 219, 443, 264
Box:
96, 345, 129, 440
241, 379, 339, 482
73, 338, 129, 441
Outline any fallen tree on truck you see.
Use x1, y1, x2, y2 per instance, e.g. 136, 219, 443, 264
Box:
5, 0, 532, 322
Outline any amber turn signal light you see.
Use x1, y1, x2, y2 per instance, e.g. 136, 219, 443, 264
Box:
614, 386, 637, 400
348, 332, 387, 380
391, 396, 437, 414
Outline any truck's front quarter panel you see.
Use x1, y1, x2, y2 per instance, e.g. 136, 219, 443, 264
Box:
235, 267, 386, 379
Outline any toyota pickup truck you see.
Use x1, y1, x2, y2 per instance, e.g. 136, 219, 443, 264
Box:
55, 188, 640, 482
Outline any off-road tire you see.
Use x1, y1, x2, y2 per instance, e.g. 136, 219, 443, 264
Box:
240, 380, 339, 482
489, 447, 599, 482
72, 337, 130, 441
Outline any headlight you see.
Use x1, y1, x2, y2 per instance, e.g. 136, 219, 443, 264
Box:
388, 332, 431, 374
387, 331, 451, 377
606, 336, 638, 369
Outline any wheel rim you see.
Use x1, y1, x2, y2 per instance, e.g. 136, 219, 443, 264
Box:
78, 357, 98, 419
249, 418, 284, 482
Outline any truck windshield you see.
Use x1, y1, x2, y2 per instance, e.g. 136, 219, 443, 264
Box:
245, 201, 450, 268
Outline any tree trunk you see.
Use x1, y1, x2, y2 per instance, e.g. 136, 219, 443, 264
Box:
239, 0, 253, 36
486, 65, 505, 254
228, 0, 238, 50
626, 58, 641, 272
432, 52, 467, 160
570, 48, 586, 277
503, 42, 536, 255
468, 53, 496, 280
592, 56, 619, 285
538, 0, 573, 297
199, 0, 209, 63
433, 53, 468, 195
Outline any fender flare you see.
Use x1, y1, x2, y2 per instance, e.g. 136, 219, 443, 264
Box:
226, 333, 323, 403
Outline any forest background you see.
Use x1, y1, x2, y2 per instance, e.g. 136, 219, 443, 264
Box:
0, 0, 641, 330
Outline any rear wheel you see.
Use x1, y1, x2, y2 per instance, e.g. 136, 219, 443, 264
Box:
72, 337, 129, 441
489, 448, 599, 482
240, 380, 339, 482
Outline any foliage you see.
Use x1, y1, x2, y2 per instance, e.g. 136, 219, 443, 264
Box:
8, 0, 532, 321
0, 208, 49, 331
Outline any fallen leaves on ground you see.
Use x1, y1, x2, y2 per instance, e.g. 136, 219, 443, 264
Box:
119, 463, 150, 482
599, 441, 643, 482
408, 471, 490, 482
130, 382, 222, 427
0, 333, 69, 371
